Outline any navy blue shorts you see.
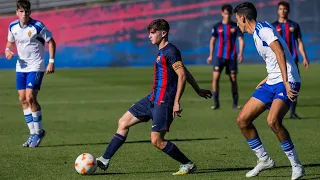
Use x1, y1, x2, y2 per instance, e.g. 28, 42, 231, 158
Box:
252, 82, 301, 109
213, 58, 238, 74
16, 72, 44, 90
129, 96, 174, 132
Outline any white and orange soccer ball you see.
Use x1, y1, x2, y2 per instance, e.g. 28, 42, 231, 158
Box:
74, 153, 97, 175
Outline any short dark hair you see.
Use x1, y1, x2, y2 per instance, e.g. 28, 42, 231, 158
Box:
147, 19, 170, 33
16, 0, 31, 11
278, 1, 290, 12
233, 2, 257, 21
221, 4, 233, 14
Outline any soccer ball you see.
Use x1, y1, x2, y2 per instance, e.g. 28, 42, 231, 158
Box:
74, 153, 97, 175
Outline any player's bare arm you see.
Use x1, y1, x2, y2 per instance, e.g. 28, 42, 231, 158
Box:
238, 36, 244, 63
173, 61, 186, 118
184, 67, 212, 99
269, 40, 297, 101
297, 38, 309, 69
5, 41, 15, 60
46, 38, 56, 74
207, 36, 216, 64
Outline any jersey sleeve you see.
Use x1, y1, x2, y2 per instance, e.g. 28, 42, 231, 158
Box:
295, 23, 302, 39
258, 27, 278, 45
34, 21, 53, 42
236, 27, 243, 37
166, 48, 184, 71
39, 26, 53, 42
211, 25, 218, 37
7, 28, 15, 42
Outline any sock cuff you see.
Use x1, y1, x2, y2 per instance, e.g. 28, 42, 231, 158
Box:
32, 110, 42, 117
162, 141, 174, 153
23, 108, 32, 115
247, 136, 262, 149
114, 133, 126, 141
280, 139, 294, 152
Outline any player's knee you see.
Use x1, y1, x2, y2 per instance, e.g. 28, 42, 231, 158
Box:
267, 116, 280, 130
18, 95, 26, 103
25, 94, 35, 105
117, 117, 130, 130
150, 136, 164, 149
236, 113, 249, 129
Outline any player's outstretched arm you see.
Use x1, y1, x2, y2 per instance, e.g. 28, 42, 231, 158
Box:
269, 40, 297, 101
46, 38, 56, 74
5, 41, 14, 60
184, 67, 212, 99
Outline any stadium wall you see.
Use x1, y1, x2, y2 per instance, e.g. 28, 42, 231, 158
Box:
0, 0, 319, 69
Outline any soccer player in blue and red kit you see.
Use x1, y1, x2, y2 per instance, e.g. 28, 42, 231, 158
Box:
207, 4, 244, 110
272, 1, 310, 119
96, 19, 212, 175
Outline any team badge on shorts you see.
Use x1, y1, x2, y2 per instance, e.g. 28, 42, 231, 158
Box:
215, 66, 220, 71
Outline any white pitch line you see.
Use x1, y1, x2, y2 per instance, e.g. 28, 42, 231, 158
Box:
0, 96, 319, 106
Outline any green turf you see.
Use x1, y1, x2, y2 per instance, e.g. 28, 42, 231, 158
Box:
0, 64, 319, 180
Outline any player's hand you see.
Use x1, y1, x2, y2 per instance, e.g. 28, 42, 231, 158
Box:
173, 101, 183, 118
255, 81, 265, 89
206, 56, 212, 64
197, 89, 212, 99
5, 49, 14, 60
237, 53, 243, 63
46, 63, 55, 74
303, 59, 309, 69
284, 81, 298, 102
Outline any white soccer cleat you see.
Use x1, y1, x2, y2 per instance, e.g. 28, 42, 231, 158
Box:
172, 162, 197, 175
291, 164, 305, 180
96, 156, 110, 171
246, 157, 275, 178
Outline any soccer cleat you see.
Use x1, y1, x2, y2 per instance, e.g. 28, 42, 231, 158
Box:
172, 162, 197, 175
210, 104, 220, 110
30, 129, 46, 148
289, 113, 302, 120
291, 164, 305, 180
96, 156, 110, 171
233, 105, 242, 110
23, 134, 34, 147
246, 157, 275, 178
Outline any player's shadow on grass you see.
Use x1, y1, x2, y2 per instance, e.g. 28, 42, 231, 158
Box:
41, 137, 219, 148
92, 163, 320, 176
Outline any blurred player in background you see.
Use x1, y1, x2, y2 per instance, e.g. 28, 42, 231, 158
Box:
234, 2, 304, 179
272, 1, 310, 119
96, 19, 212, 175
207, 4, 244, 110
5, 0, 56, 147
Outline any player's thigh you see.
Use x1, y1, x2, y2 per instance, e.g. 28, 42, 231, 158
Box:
118, 111, 142, 129
151, 103, 173, 132
226, 59, 238, 75
128, 96, 152, 122
213, 58, 225, 74
16, 72, 27, 91
267, 99, 289, 127
273, 82, 301, 108
26, 72, 45, 91
237, 97, 267, 128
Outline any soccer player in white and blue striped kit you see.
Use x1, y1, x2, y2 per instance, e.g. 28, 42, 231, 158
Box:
233, 2, 304, 180
4, 0, 56, 148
